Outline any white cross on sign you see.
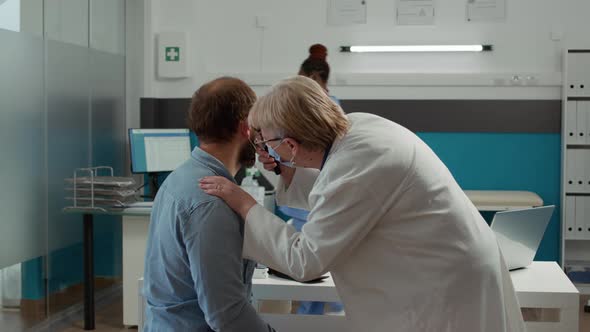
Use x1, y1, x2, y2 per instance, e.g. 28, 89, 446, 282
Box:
165, 47, 179, 61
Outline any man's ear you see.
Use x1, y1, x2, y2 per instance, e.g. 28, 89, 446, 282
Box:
240, 120, 250, 139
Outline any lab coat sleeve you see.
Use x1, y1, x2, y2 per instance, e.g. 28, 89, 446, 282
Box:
244, 165, 398, 281
275, 168, 320, 210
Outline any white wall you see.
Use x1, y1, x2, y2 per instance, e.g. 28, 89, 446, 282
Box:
129, 0, 590, 104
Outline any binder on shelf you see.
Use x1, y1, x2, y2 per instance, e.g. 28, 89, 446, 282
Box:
585, 196, 590, 240
582, 101, 590, 145
566, 149, 576, 193
576, 101, 588, 145
566, 101, 578, 144
566, 149, 585, 193
565, 196, 576, 239
573, 149, 585, 193
582, 150, 589, 193
575, 196, 586, 239
567, 53, 590, 98
566, 53, 580, 97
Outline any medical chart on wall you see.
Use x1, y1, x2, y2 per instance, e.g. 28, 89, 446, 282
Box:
396, 0, 436, 26
466, 0, 506, 22
327, 0, 367, 26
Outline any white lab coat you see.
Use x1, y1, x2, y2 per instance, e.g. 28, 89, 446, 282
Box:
244, 113, 525, 332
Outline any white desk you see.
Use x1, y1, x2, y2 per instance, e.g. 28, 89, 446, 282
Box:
122, 214, 151, 326
511, 262, 580, 332
252, 262, 579, 332
251, 274, 348, 331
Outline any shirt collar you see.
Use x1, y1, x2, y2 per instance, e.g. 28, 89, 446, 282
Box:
191, 147, 236, 183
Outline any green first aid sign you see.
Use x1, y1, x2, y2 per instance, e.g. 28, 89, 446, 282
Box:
165, 47, 180, 62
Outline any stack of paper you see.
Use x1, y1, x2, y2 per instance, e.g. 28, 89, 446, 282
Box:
65, 176, 138, 208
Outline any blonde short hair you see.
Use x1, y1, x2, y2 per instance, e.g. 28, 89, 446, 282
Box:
249, 76, 350, 150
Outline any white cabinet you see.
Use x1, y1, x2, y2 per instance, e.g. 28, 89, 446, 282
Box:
562, 49, 590, 296
122, 215, 150, 326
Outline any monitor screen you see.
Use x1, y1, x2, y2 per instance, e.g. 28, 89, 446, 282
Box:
129, 129, 191, 173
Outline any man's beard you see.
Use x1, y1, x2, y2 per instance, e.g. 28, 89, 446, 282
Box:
238, 140, 256, 168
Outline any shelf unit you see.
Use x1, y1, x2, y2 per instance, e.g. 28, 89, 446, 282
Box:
561, 49, 590, 295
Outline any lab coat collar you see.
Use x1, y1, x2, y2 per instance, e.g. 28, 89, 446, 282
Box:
320, 95, 342, 170
322, 126, 347, 170
320, 143, 333, 171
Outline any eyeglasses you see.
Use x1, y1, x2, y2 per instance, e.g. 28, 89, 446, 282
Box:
250, 137, 283, 151
249, 127, 289, 152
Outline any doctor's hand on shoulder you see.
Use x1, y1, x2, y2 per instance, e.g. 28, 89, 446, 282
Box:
199, 176, 257, 220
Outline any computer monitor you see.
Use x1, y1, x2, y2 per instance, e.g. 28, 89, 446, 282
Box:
129, 129, 191, 173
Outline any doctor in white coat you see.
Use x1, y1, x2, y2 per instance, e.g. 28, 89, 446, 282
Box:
200, 76, 525, 332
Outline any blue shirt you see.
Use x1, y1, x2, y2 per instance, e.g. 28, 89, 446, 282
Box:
143, 147, 275, 332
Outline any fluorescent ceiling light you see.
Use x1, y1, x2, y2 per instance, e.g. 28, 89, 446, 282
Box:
340, 45, 493, 53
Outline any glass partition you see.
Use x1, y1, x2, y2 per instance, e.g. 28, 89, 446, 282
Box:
0, 0, 126, 329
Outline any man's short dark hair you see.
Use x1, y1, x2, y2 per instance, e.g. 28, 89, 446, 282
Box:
188, 77, 256, 143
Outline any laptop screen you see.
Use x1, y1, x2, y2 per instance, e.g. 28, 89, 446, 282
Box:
490, 206, 554, 270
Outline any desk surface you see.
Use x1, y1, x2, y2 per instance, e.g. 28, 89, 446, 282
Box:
253, 262, 578, 301
252, 274, 338, 302
254, 274, 336, 289
63, 207, 152, 217
64, 190, 543, 217
510, 261, 578, 295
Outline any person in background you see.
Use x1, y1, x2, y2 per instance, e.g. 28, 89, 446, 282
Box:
278, 43, 344, 315
143, 77, 275, 332
298, 43, 340, 106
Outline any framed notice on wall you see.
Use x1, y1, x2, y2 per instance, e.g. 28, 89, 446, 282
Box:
466, 0, 506, 22
327, 0, 367, 26
396, 0, 436, 26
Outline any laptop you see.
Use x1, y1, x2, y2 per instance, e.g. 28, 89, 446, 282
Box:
490, 205, 555, 270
